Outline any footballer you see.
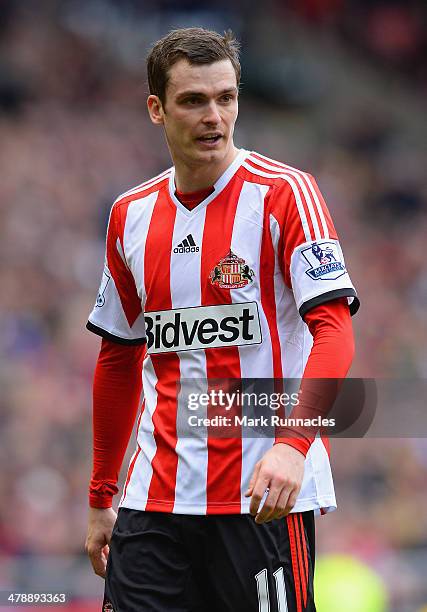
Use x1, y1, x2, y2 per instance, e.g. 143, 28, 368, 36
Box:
85, 27, 359, 612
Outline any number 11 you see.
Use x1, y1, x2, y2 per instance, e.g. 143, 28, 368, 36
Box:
255, 567, 288, 612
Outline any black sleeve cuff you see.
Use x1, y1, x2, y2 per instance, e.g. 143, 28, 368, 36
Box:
299, 288, 360, 319
86, 321, 147, 346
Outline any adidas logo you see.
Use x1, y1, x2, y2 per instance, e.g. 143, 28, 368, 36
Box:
173, 234, 200, 254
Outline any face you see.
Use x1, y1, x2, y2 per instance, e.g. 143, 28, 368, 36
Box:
147, 58, 239, 172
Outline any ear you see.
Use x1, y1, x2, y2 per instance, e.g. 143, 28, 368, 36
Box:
147, 95, 165, 125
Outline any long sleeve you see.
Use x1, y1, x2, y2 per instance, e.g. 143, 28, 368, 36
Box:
275, 297, 354, 456
303, 297, 354, 378
89, 338, 145, 508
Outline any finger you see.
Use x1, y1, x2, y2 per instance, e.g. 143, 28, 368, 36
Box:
88, 544, 109, 578
276, 483, 301, 519
273, 488, 292, 520
249, 473, 271, 516
283, 490, 299, 516
245, 462, 261, 497
254, 485, 282, 524
105, 528, 112, 545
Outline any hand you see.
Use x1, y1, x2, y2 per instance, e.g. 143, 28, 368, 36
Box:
245, 444, 305, 524
85, 507, 117, 578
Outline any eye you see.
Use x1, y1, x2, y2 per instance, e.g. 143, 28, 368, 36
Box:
220, 94, 234, 103
185, 96, 202, 105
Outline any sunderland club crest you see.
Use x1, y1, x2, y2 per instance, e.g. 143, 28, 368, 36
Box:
210, 250, 254, 289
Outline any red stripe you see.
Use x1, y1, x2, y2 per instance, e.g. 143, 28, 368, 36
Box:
116, 172, 171, 205
123, 445, 141, 501
250, 153, 335, 241
144, 191, 180, 512
299, 513, 309, 587
287, 515, 303, 612
299, 173, 325, 238
248, 156, 317, 240
107, 202, 142, 327
260, 187, 283, 380
293, 514, 307, 607
306, 174, 336, 238
201, 177, 244, 513
239, 163, 306, 291
123, 404, 143, 500
135, 401, 144, 435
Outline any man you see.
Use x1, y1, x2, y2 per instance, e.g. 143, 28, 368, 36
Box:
85, 27, 359, 612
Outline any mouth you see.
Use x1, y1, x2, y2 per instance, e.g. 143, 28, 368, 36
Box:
196, 134, 223, 145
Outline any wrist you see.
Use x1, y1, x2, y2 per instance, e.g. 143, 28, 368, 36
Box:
274, 438, 310, 458
89, 479, 118, 508
89, 494, 113, 509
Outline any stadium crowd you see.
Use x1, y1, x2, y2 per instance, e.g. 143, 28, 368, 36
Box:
0, 1, 426, 610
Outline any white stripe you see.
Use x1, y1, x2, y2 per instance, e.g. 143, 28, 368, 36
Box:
269, 213, 306, 378
229, 181, 275, 509
118, 403, 145, 507
301, 437, 336, 513
242, 161, 312, 242
88, 272, 146, 341
124, 171, 171, 199
115, 168, 171, 201
302, 174, 329, 239
115, 237, 127, 266
248, 155, 322, 240
119, 446, 140, 507
252, 152, 329, 239
115, 169, 172, 203
170, 208, 209, 513
123, 191, 158, 304
120, 356, 158, 509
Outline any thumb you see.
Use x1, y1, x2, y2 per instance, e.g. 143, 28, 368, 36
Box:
89, 543, 109, 578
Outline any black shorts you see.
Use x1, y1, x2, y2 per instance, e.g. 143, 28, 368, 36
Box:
103, 509, 316, 612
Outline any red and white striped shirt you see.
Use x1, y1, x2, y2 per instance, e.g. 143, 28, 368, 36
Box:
87, 149, 359, 515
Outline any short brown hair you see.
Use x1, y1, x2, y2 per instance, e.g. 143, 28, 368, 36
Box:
147, 27, 241, 105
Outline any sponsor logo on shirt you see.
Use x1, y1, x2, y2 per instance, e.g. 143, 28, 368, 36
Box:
210, 250, 255, 289
144, 302, 262, 354
302, 241, 346, 281
173, 234, 200, 253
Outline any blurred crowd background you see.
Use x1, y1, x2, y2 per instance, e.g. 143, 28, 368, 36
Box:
0, 0, 426, 610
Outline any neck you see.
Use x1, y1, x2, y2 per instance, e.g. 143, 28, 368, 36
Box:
173, 145, 240, 192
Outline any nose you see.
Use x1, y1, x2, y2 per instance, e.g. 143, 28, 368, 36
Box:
202, 100, 221, 126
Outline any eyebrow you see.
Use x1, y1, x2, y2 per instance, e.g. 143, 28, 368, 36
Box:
175, 87, 238, 100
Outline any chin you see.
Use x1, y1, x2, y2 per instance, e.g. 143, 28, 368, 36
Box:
201, 146, 227, 159
205, 149, 223, 160
190, 149, 222, 165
